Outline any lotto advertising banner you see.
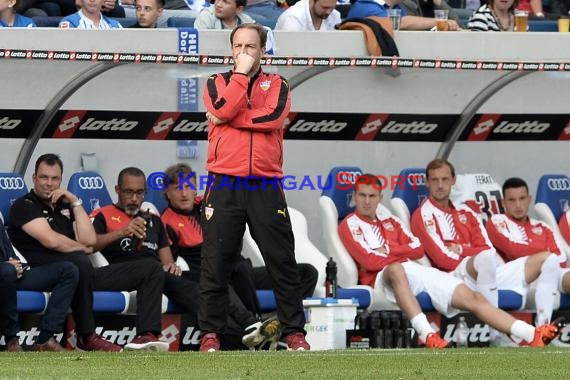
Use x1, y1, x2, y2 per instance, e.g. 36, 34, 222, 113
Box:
2, 109, 570, 141
427, 311, 534, 347
64, 314, 199, 352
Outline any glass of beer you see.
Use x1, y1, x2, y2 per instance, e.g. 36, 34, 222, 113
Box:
434, 10, 449, 31
389, 9, 402, 31
515, 9, 528, 32
558, 17, 569, 32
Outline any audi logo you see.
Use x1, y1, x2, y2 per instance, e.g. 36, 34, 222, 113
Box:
406, 173, 426, 187
0, 177, 25, 190
78, 177, 104, 190
547, 178, 570, 191
336, 171, 363, 185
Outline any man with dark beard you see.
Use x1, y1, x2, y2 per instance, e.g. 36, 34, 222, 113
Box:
275, 0, 340, 30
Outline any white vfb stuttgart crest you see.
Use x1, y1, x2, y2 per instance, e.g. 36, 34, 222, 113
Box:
205, 205, 214, 221
259, 80, 271, 91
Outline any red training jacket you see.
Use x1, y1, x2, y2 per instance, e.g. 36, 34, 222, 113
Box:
203, 69, 291, 178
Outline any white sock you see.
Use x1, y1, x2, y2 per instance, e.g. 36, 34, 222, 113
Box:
535, 254, 560, 325
473, 250, 498, 307
410, 313, 435, 343
510, 320, 535, 343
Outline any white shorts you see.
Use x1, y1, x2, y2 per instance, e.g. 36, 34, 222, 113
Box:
376, 261, 463, 318
560, 268, 570, 292
453, 255, 528, 303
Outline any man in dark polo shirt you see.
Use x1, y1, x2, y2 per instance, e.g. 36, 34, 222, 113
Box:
8, 153, 167, 352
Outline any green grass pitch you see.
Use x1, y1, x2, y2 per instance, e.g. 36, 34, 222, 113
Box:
1, 347, 569, 379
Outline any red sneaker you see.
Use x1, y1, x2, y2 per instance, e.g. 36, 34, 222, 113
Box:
528, 317, 566, 347
200, 333, 220, 352
424, 332, 451, 349
77, 333, 123, 352
285, 332, 310, 351
124, 333, 169, 352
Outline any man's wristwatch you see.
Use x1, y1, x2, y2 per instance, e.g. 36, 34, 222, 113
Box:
70, 199, 83, 209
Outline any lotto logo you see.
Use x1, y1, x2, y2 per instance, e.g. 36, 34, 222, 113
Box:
547, 178, 570, 191
78, 177, 104, 190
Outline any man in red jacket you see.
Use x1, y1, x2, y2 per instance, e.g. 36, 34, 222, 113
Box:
340, 174, 561, 348
199, 23, 308, 352
486, 177, 570, 326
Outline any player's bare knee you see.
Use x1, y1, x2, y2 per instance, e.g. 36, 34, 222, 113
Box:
383, 263, 405, 285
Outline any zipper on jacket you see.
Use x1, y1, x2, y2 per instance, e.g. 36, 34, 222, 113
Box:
247, 76, 255, 175
214, 136, 221, 162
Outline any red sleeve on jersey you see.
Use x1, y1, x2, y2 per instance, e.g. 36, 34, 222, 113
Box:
459, 212, 491, 257
385, 218, 425, 261
339, 218, 403, 286
486, 218, 544, 260
411, 208, 461, 272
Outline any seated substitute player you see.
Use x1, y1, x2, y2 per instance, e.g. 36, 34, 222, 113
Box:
486, 177, 570, 318
339, 174, 563, 348
92, 167, 280, 350
411, 159, 557, 315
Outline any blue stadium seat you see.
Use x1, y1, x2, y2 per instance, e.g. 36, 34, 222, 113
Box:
0, 173, 28, 221
528, 20, 558, 32
144, 186, 168, 215
535, 174, 570, 223
533, 173, 570, 265
319, 166, 433, 311
166, 17, 197, 28
93, 291, 130, 313
67, 171, 113, 214
17, 290, 48, 313
390, 167, 427, 229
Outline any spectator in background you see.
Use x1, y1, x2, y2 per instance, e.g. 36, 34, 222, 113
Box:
468, 0, 516, 31
8, 154, 122, 351
0, 0, 37, 26
1, 218, 78, 352
130, 0, 163, 27
401, 0, 463, 26
347, 0, 461, 30
59, 0, 123, 27
194, 0, 255, 29
550, 0, 570, 17
275, 0, 340, 30
560, 209, 570, 246
518, 0, 545, 17
245, 0, 283, 28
